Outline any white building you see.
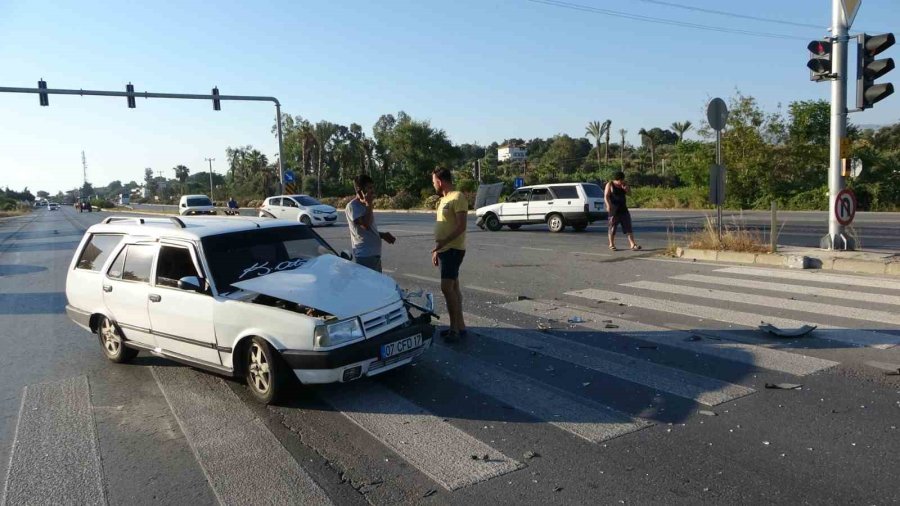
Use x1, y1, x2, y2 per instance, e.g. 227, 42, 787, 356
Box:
497, 145, 527, 162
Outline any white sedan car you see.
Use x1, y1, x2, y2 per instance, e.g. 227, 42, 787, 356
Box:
65, 216, 435, 404
258, 195, 338, 226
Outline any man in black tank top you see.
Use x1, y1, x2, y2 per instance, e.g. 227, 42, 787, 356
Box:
604, 171, 641, 251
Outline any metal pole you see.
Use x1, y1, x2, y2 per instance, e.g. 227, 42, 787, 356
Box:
205, 157, 215, 201
771, 201, 778, 253
275, 103, 285, 196
716, 130, 723, 241
820, 0, 855, 250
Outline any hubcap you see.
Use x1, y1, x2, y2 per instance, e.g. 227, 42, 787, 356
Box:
550, 217, 561, 229
248, 343, 270, 393
101, 319, 121, 356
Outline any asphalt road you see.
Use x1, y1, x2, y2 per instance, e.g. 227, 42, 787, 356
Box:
1, 206, 899, 505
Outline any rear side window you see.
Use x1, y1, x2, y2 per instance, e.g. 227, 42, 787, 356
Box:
530, 188, 552, 201
76, 234, 123, 271
582, 184, 604, 198
121, 245, 155, 283
551, 186, 579, 199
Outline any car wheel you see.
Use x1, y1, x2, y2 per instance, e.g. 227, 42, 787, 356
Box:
300, 215, 312, 227
245, 337, 287, 404
507, 224, 522, 230
547, 213, 565, 233
485, 214, 502, 232
97, 317, 138, 363
572, 223, 588, 232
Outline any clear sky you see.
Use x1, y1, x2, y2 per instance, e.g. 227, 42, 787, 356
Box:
1, 0, 897, 194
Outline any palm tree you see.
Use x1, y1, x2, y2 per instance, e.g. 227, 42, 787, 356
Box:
638, 128, 656, 172
671, 121, 693, 142
618, 129, 627, 169
312, 121, 338, 198
602, 120, 612, 165
585, 121, 603, 170
173, 165, 190, 195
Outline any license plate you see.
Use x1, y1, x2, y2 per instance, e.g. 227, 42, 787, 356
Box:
381, 333, 423, 359
594, 202, 602, 210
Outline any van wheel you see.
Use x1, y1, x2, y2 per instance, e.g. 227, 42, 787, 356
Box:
485, 214, 502, 232
547, 214, 565, 233
507, 224, 521, 230
300, 215, 312, 227
97, 317, 138, 364
246, 337, 288, 404
572, 223, 588, 232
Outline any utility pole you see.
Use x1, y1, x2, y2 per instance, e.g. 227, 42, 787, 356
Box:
204, 157, 215, 201
81, 150, 88, 186
820, 0, 855, 251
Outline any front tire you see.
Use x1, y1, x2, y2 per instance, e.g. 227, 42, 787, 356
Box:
485, 214, 502, 232
245, 337, 288, 404
300, 215, 312, 227
97, 317, 138, 363
547, 213, 565, 233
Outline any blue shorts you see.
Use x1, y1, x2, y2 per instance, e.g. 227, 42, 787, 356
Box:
437, 249, 465, 280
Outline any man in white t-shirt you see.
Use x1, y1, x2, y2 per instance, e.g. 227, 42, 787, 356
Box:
345, 174, 396, 272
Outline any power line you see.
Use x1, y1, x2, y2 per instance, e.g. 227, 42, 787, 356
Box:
630, 0, 823, 30
525, 0, 811, 41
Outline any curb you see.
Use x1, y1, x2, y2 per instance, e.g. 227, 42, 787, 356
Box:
675, 247, 900, 276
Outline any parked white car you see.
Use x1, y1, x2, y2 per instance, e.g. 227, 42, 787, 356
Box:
65, 216, 435, 404
48, 202, 60, 211
475, 182, 608, 233
178, 194, 216, 216
258, 195, 337, 227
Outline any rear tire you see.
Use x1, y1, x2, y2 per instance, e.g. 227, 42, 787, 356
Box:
97, 317, 138, 364
245, 337, 289, 405
507, 224, 522, 230
485, 214, 502, 232
547, 213, 565, 233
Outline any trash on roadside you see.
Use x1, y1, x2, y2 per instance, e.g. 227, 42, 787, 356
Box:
765, 383, 803, 390
517, 295, 531, 301
758, 323, 817, 338
554, 486, 563, 492
568, 316, 585, 324
698, 410, 717, 416
885, 369, 900, 376
537, 322, 553, 332
605, 324, 619, 329
524, 451, 540, 460
423, 489, 437, 498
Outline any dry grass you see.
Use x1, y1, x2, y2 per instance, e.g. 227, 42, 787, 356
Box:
686, 215, 771, 253
0, 209, 30, 218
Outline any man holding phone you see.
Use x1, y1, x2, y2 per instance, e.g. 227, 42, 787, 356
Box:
345, 174, 396, 272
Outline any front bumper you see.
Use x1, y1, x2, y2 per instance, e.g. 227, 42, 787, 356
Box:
282, 316, 435, 383
312, 214, 338, 225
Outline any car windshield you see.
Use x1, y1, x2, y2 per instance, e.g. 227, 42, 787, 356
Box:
187, 197, 213, 207
202, 225, 335, 292
292, 195, 321, 206
582, 184, 603, 198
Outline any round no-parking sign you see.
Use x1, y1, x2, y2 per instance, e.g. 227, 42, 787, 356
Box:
835, 188, 856, 226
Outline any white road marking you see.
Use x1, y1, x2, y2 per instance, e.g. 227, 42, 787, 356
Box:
623, 281, 900, 326
403, 273, 514, 296
424, 344, 652, 443
672, 273, 900, 307
502, 299, 838, 376
319, 381, 522, 491
521, 246, 554, 252
715, 266, 900, 291
572, 251, 610, 257
152, 367, 332, 505
2, 376, 106, 506
567, 288, 900, 349
464, 312, 754, 406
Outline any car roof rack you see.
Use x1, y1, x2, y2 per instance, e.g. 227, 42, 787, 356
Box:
101, 216, 186, 228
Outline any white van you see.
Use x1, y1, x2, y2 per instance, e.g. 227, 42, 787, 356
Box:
475, 182, 607, 232
179, 194, 216, 215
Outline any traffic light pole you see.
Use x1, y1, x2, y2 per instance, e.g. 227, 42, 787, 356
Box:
820, 0, 856, 251
0, 83, 286, 197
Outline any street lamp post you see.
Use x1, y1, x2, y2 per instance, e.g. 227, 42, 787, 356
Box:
204, 157, 215, 201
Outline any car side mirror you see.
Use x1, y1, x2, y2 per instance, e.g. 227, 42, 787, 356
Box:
178, 276, 203, 292
339, 250, 352, 261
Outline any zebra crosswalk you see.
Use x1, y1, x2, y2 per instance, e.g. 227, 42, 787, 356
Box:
4, 265, 899, 503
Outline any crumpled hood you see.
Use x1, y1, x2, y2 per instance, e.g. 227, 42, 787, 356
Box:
231, 254, 399, 319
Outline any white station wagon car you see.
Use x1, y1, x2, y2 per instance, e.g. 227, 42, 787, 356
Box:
258, 195, 338, 227
65, 216, 435, 404
475, 182, 608, 233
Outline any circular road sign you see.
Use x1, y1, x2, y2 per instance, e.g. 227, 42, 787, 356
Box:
835, 188, 857, 226
707, 98, 728, 132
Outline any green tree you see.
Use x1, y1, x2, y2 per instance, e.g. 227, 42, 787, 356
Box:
585, 121, 604, 171
638, 128, 655, 171
312, 121, 339, 197
671, 121, 693, 142
173, 165, 190, 195
619, 129, 627, 168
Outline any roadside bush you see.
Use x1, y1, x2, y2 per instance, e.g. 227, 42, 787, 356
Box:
785, 185, 829, 211
389, 191, 419, 209
423, 194, 441, 209
0, 197, 17, 211
90, 199, 116, 210
629, 186, 709, 209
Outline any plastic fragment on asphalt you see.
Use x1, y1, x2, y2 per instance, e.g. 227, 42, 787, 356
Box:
765, 383, 803, 390
523, 451, 540, 460
885, 369, 900, 376
698, 410, 717, 416
423, 489, 437, 498
758, 323, 817, 338
568, 316, 585, 324
605, 324, 619, 329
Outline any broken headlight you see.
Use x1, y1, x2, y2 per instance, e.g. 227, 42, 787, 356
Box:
315, 318, 364, 348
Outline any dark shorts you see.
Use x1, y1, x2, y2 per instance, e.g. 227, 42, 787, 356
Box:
608, 211, 633, 235
354, 255, 382, 273
437, 249, 465, 280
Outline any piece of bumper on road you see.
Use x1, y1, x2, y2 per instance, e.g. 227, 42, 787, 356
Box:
282, 319, 435, 383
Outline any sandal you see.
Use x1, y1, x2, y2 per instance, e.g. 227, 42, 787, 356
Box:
609, 245, 617, 251
631, 245, 642, 250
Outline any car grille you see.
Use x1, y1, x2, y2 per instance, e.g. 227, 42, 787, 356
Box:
362, 305, 406, 337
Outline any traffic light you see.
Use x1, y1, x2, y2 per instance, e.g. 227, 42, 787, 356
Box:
38, 79, 49, 106
212, 87, 221, 111
856, 33, 895, 110
807, 40, 833, 82
126, 83, 136, 109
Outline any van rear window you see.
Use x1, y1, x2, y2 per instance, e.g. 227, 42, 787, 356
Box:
551, 186, 579, 199
76, 234, 123, 271
582, 184, 604, 198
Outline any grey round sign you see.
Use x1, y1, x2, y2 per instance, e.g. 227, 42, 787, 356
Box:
707, 98, 728, 132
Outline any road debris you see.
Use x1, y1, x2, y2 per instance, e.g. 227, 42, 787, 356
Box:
758, 323, 817, 338
568, 316, 585, 324
517, 295, 531, 301
524, 451, 540, 460
885, 369, 900, 376
554, 486, 563, 492
765, 383, 803, 390
698, 410, 717, 417
605, 323, 619, 329
423, 489, 437, 498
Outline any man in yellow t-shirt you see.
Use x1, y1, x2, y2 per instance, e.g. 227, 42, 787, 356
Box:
431, 167, 468, 342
